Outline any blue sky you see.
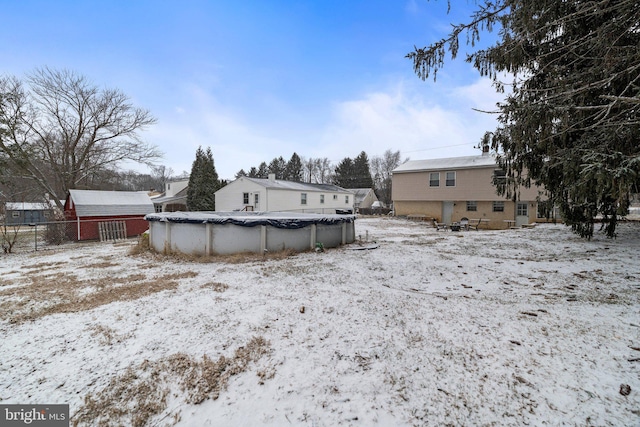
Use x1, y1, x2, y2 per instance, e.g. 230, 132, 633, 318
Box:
1, 0, 504, 180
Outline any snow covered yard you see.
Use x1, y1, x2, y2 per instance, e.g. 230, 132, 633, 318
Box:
1, 217, 639, 426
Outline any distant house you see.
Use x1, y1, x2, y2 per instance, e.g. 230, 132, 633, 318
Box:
392, 152, 544, 228
351, 188, 379, 211
4, 201, 55, 225
151, 177, 189, 212
64, 190, 154, 241
214, 174, 354, 214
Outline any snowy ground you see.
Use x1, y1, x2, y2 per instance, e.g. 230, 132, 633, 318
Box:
1, 217, 639, 426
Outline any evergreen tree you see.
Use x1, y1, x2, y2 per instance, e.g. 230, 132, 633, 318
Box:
247, 166, 259, 178
352, 151, 374, 188
257, 162, 269, 178
408, 1, 640, 238
333, 157, 356, 188
187, 146, 220, 211
268, 156, 287, 179
284, 152, 303, 182
235, 169, 247, 179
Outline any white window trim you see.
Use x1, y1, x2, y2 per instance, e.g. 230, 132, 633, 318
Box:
445, 171, 456, 187
429, 172, 440, 187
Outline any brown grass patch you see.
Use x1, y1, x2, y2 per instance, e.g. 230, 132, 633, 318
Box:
21, 261, 67, 272
72, 336, 271, 427
134, 248, 300, 264
201, 282, 229, 292
88, 324, 134, 346
0, 271, 198, 324
84, 261, 120, 269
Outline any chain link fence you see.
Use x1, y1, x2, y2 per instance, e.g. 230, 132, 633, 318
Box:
1, 218, 144, 254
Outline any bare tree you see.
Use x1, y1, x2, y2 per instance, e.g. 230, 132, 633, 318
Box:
0, 200, 21, 253
302, 157, 333, 183
371, 150, 407, 206
0, 68, 160, 210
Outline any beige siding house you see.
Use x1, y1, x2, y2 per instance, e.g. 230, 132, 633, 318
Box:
392, 153, 544, 229
352, 188, 379, 211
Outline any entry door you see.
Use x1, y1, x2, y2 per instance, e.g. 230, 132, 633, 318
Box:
516, 202, 529, 226
254, 193, 260, 211
442, 201, 454, 224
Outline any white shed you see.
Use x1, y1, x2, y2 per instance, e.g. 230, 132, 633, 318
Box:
215, 174, 354, 214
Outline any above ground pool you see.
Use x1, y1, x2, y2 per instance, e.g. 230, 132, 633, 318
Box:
145, 211, 356, 256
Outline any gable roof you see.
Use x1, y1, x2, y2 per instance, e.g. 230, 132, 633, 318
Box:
240, 177, 353, 193
350, 188, 376, 202
150, 187, 188, 205
393, 154, 498, 174
67, 190, 154, 217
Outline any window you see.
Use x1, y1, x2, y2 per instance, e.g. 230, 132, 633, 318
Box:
446, 171, 456, 187
429, 172, 440, 187
333, 194, 338, 200
345, 195, 349, 204
320, 194, 325, 204
517, 202, 528, 216
493, 169, 506, 185
12, 212, 20, 218
301, 193, 307, 205
493, 201, 505, 212
466, 201, 477, 212
243, 192, 249, 205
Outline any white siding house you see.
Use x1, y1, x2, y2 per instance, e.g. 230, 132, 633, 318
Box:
215, 174, 354, 214
151, 177, 189, 212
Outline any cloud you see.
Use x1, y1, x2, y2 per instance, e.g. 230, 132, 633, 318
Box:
318, 77, 504, 162
144, 77, 507, 180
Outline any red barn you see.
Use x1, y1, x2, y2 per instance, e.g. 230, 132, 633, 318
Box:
64, 190, 154, 241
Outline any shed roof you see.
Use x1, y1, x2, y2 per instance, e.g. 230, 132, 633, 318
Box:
241, 177, 352, 193
68, 190, 154, 217
393, 154, 498, 173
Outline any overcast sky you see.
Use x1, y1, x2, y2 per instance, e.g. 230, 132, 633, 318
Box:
1, 0, 505, 180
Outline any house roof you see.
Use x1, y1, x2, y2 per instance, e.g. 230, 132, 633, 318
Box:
350, 188, 375, 202
393, 154, 498, 173
242, 177, 353, 193
68, 189, 154, 217
150, 187, 188, 205
6, 201, 55, 211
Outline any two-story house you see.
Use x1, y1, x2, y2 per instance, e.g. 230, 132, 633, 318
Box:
391, 152, 545, 229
